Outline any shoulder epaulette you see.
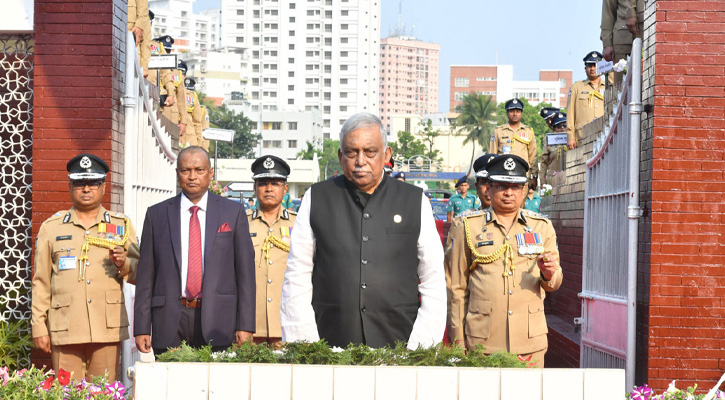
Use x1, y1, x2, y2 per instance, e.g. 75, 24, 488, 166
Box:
47, 211, 66, 222
461, 209, 485, 220
282, 209, 290, 220
62, 212, 71, 224
246, 209, 253, 216
287, 209, 297, 216
109, 212, 128, 220
524, 209, 550, 223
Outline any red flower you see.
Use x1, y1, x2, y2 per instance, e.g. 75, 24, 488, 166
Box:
42, 376, 55, 390
57, 369, 71, 386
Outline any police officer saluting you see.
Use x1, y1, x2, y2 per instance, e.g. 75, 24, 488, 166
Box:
446, 176, 480, 223
31, 154, 140, 380
247, 155, 296, 346
447, 154, 562, 367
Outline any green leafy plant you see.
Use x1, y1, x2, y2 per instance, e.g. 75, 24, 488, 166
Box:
156, 340, 527, 368
0, 366, 127, 399
626, 381, 724, 400
0, 319, 32, 371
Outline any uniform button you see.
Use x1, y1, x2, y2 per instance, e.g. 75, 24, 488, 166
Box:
508, 310, 513, 315
269, 228, 274, 232
361, 283, 367, 289
505, 235, 510, 240
361, 307, 367, 313
85, 230, 90, 235
87, 280, 91, 284
361, 259, 368, 265
508, 271, 513, 276
267, 298, 272, 302
362, 236, 369, 242
509, 290, 513, 295
268, 279, 272, 284
363, 213, 370, 219
269, 260, 273, 265
88, 299, 92, 304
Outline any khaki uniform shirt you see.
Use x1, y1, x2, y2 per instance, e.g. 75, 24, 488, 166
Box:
540, 144, 565, 185
31, 207, 140, 346
248, 207, 296, 338
489, 124, 538, 177
566, 79, 605, 144
447, 208, 562, 354
183, 90, 203, 146
128, 0, 150, 75
601, 0, 643, 60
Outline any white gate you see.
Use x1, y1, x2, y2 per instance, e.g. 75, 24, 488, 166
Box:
580, 38, 642, 390
120, 31, 178, 389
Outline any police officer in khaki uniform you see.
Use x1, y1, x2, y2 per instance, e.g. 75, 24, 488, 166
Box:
167, 60, 192, 144
247, 155, 296, 346
567, 52, 605, 149
128, 0, 150, 77
489, 98, 538, 179
184, 77, 204, 148
540, 112, 568, 186
200, 105, 211, 151
148, 35, 176, 109
601, 0, 644, 63
447, 155, 562, 367
31, 154, 140, 380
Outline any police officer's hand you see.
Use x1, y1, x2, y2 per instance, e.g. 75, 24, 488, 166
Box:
626, 17, 640, 36
109, 246, 127, 268
568, 139, 577, 149
603, 46, 615, 62
537, 252, 558, 282
235, 331, 253, 347
179, 123, 186, 136
165, 95, 175, 107
136, 334, 152, 353
34, 335, 51, 353
131, 27, 143, 45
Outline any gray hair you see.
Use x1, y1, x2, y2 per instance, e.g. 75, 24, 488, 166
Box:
339, 112, 388, 149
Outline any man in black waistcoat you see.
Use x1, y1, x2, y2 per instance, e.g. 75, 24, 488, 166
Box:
280, 112, 446, 349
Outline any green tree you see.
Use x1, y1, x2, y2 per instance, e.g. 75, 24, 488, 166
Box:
495, 99, 556, 153
416, 120, 442, 162
207, 104, 260, 158
453, 93, 498, 175
390, 131, 427, 161
297, 138, 343, 180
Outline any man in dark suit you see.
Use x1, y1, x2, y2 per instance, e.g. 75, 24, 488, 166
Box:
134, 146, 255, 354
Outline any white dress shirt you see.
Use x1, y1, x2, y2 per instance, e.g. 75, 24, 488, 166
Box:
280, 188, 446, 349
180, 192, 208, 297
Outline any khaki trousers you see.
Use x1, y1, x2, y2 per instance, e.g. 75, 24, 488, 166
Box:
52, 342, 121, 381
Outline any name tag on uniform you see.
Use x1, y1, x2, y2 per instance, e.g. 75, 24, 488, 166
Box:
58, 256, 77, 271
477, 241, 494, 247
56, 235, 72, 241
250, 233, 257, 237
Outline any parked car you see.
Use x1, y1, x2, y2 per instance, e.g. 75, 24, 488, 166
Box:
430, 199, 449, 221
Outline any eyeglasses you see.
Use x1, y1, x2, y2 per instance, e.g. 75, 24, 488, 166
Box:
489, 182, 525, 191
71, 180, 104, 190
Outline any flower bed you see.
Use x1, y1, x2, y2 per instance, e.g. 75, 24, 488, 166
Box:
0, 366, 127, 400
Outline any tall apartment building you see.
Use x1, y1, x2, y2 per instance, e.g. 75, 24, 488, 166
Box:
220, 0, 381, 139
379, 36, 439, 131
149, 0, 219, 53
450, 65, 572, 111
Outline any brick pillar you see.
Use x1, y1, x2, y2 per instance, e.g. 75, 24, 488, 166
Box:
641, 0, 725, 391
31, 0, 127, 367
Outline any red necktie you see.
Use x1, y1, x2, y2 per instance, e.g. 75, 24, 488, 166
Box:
186, 205, 202, 298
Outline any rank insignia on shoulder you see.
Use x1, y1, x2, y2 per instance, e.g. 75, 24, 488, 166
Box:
477, 241, 494, 247
63, 213, 71, 224
485, 211, 492, 223
54, 212, 62, 217
104, 211, 111, 223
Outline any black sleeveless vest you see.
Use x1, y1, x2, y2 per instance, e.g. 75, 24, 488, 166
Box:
309, 175, 422, 348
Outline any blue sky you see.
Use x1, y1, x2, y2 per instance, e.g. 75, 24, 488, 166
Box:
193, 0, 602, 112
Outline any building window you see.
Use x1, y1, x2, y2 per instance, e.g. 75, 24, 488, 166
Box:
341, 37, 348, 44
237, 9, 244, 15
236, 23, 244, 29
288, 140, 297, 148
454, 77, 469, 87
288, 99, 294, 105
288, 58, 294, 63
236, 37, 243, 43
340, 92, 347, 98
289, 3, 295, 8
340, 78, 348, 84
289, 30, 295, 36
289, 71, 294, 77
263, 140, 282, 148
341, 10, 349, 16
340, 65, 348, 71
454, 91, 465, 101
288, 122, 298, 130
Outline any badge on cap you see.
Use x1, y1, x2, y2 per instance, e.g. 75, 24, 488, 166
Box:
591, 52, 597, 58
504, 158, 516, 171
393, 215, 402, 223
80, 156, 92, 169
263, 157, 275, 169
513, 99, 518, 104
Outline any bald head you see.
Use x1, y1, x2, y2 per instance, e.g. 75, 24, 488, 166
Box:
177, 146, 211, 170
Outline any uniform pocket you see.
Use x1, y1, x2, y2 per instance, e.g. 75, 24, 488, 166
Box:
105, 290, 129, 328
528, 301, 548, 338
464, 298, 492, 339
49, 293, 72, 332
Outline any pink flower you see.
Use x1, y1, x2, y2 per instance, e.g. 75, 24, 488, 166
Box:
630, 384, 653, 400
15, 368, 27, 377
0, 366, 9, 387
106, 381, 126, 400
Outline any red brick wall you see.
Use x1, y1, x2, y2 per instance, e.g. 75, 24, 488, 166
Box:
449, 66, 498, 111
31, 0, 127, 367
539, 70, 573, 108
643, 0, 725, 391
